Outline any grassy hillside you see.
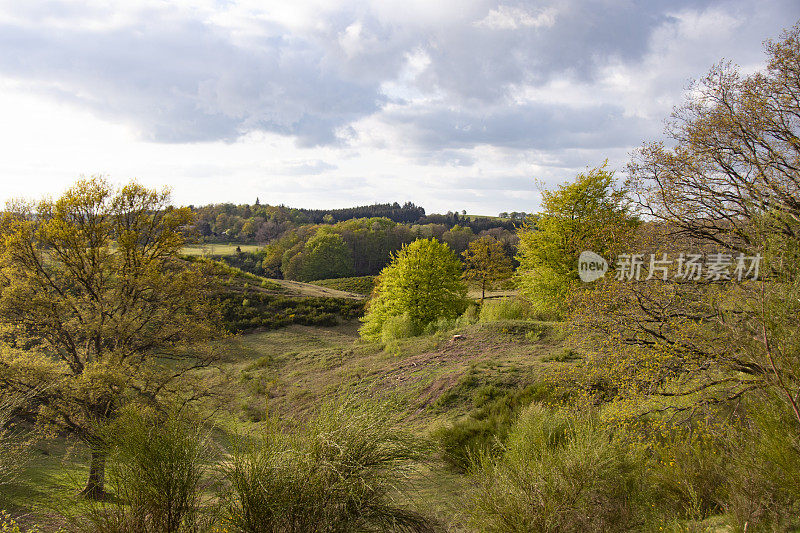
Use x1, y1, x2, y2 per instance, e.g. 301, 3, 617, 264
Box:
308, 275, 376, 295
0, 319, 571, 530
229, 319, 566, 425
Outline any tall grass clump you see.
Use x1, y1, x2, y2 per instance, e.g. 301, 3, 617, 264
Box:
647, 423, 728, 521
224, 394, 436, 533
478, 298, 530, 322
434, 383, 558, 471
465, 403, 648, 532
0, 392, 35, 492
722, 397, 800, 531
70, 407, 214, 533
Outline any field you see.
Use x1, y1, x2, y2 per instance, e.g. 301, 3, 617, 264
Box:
181, 243, 263, 256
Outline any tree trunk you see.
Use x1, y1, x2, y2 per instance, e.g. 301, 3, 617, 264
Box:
481, 276, 486, 305
81, 449, 107, 500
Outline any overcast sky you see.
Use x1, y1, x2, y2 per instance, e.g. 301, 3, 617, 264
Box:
0, 1, 797, 215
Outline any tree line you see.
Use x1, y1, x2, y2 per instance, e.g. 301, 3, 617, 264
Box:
190, 201, 518, 245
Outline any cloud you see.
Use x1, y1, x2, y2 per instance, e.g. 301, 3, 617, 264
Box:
278, 159, 338, 175
474, 5, 557, 30
381, 101, 657, 151
0, 3, 384, 145
0, 0, 798, 221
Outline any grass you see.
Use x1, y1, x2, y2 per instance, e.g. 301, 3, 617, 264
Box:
181, 244, 263, 256
307, 275, 376, 295
0, 438, 90, 531
227, 319, 569, 430
6, 316, 762, 531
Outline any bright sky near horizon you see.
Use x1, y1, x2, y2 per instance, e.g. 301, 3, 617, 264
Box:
0, 1, 797, 215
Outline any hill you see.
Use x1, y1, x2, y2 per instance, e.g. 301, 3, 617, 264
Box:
0, 318, 571, 530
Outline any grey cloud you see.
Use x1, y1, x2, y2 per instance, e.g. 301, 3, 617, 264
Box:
385, 101, 657, 151
0, 9, 383, 145
0, 0, 797, 148
416, 149, 477, 167
436, 175, 535, 191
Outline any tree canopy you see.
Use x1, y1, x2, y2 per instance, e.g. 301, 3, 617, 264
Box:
360, 238, 467, 340
571, 22, 800, 430
462, 236, 513, 304
515, 164, 636, 317
0, 177, 225, 497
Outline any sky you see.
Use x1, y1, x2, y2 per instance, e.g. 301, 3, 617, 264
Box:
0, 1, 797, 216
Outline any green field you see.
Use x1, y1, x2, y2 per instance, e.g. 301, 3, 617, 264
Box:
181, 243, 263, 256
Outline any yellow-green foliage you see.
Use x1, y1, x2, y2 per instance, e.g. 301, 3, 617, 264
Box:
360, 238, 468, 340
462, 236, 513, 302
69, 407, 213, 533
223, 394, 435, 532
0, 511, 39, 533
466, 404, 648, 532
380, 313, 417, 343
478, 298, 530, 322
515, 163, 636, 318
0, 176, 225, 496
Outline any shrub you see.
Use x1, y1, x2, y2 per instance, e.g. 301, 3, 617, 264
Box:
309, 276, 376, 295
381, 313, 418, 343
218, 293, 364, 332
435, 383, 562, 471
478, 298, 530, 322
648, 424, 727, 521
71, 408, 214, 533
223, 395, 436, 533
723, 397, 800, 531
465, 404, 647, 532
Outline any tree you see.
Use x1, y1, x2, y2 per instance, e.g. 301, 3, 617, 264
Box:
360, 238, 467, 340
0, 177, 224, 498
515, 164, 636, 317
297, 232, 354, 281
441, 225, 475, 256
462, 236, 513, 304
573, 22, 800, 428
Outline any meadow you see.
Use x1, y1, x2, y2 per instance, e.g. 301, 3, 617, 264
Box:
181, 244, 264, 256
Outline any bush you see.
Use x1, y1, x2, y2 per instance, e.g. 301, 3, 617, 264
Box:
723, 397, 800, 531
71, 408, 214, 533
478, 298, 530, 322
465, 404, 647, 532
223, 395, 436, 533
435, 383, 559, 471
309, 276, 376, 295
647, 424, 727, 521
381, 313, 418, 343
218, 293, 364, 332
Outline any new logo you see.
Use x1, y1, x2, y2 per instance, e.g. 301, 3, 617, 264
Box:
578, 251, 608, 282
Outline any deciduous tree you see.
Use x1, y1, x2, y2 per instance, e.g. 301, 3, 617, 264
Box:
516, 164, 636, 317
0, 177, 225, 498
573, 22, 800, 429
360, 238, 467, 340
462, 236, 513, 304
